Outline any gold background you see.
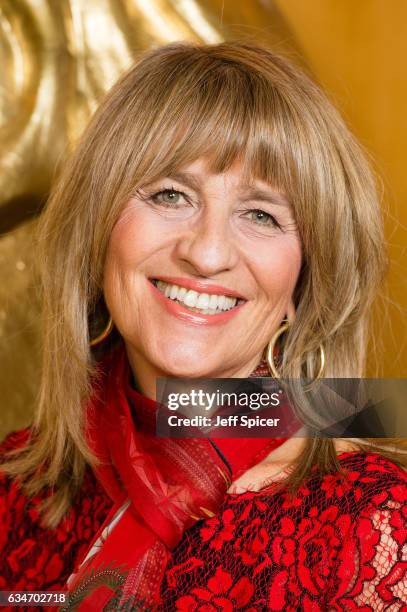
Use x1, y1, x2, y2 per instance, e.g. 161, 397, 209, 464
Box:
1, 1, 406, 440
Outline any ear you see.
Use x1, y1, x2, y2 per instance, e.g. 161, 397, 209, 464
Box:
286, 299, 296, 324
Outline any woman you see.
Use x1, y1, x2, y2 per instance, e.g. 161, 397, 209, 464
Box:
1, 41, 406, 610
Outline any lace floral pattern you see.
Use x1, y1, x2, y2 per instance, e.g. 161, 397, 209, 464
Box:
160, 453, 407, 611
1, 431, 406, 611
0, 430, 113, 595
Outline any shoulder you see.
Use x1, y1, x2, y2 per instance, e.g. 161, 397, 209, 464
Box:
0, 427, 113, 517
227, 450, 406, 515
280, 450, 406, 512
219, 451, 406, 562
0, 428, 113, 590
331, 450, 407, 516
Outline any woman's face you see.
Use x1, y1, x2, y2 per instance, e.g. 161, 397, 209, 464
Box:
104, 158, 302, 393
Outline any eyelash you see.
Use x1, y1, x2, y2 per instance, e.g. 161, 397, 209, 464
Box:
243, 208, 282, 230
138, 187, 282, 230
141, 187, 191, 208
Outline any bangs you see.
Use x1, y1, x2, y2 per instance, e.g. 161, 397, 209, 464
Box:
129, 54, 302, 198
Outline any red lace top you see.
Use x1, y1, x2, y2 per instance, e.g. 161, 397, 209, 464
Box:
1, 429, 406, 611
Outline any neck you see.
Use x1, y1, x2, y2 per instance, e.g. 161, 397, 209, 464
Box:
125, 345, 266, 400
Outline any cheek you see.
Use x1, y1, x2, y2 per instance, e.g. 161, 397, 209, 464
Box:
251, 238, 302, 299
103, 210, 150, 315
106, 208, 152, 269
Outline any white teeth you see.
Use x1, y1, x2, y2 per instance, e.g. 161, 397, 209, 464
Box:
178, 287, 187, 301
153, 280, 240, 314
184, 290, 199, 307
225, 296, 235, 310
196, 293, 210, 309
209, 294, 218, 309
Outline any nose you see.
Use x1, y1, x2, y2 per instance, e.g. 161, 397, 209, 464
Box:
175, 208, 239, 277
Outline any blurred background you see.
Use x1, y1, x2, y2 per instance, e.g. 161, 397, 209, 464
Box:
1, 0, 406, 440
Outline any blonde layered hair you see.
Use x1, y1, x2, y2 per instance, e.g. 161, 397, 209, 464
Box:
3, 41, 406, 527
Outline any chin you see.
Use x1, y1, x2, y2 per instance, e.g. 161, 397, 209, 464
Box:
158, 347, 218, 379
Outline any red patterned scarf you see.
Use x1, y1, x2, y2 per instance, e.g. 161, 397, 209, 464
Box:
65, 346, 289, 610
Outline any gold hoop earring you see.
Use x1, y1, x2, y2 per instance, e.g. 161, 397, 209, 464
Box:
266, 319, 290, 379
266, 320, 325, 387
90, 316, 114, 347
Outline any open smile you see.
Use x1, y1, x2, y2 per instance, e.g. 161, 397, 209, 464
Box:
148, 277, 247, 324
150, 279, 245, 315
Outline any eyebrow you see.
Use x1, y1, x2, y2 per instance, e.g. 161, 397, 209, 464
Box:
166, 172, 290, 208
167, 171, 202, 192
238, 186, 290, 208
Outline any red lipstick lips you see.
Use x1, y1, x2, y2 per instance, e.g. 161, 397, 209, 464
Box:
148, 277, 246, 326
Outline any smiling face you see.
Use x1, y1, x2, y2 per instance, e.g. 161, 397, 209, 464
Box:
103, 158, 302, 397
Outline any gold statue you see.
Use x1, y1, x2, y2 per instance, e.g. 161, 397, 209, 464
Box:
0, 0, 298, 438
